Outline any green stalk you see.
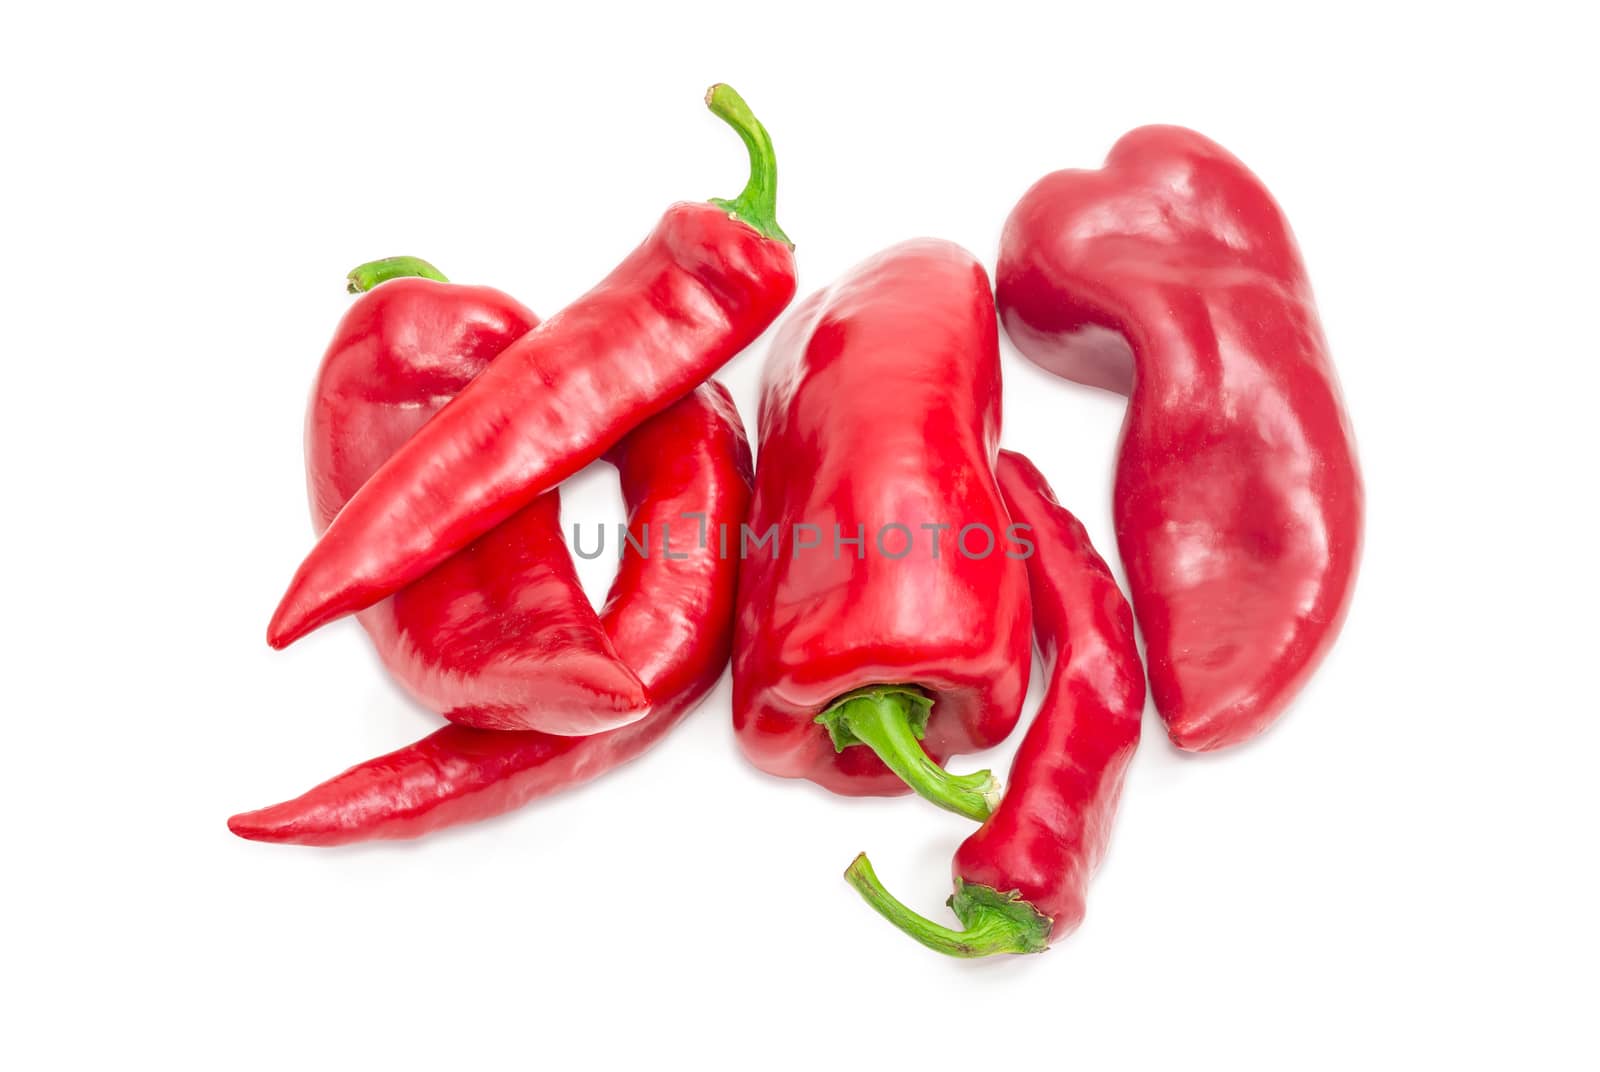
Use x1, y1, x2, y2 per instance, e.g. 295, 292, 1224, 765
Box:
815, 685, 999, 822
346, 256, 448, 294
705, 83, 791, 247
844, 854, 1052, 958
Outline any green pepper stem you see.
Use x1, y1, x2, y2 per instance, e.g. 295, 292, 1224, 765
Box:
705, 83, 792, 247
844, 854, 1052, 958
815, 685, 999, 821
346, 256, 448, 294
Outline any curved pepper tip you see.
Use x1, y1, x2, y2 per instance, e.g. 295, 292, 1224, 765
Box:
228, 801, 340, 847
264, 610, 299, 651
265, 587, 319, 650
226, 809, 282, 844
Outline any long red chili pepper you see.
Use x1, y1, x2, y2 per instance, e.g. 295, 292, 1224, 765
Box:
846, 450, 1144, 955
996, 126, 1362, 751
266, 84, 796, 650
732, 240, 1032, 820
306, 257, 647, 734
229, 381, 752, 844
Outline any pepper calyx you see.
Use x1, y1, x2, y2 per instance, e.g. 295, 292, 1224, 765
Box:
815, 685, 932, 751
815, 685, 998, 822
844, 854, 1053, 958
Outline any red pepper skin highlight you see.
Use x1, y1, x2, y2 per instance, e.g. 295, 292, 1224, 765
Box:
267, 86, 796, 649
845, 451, 1144, 956
733, 240, 1031, 806
229, 381, 752, 845
308, 268, 648, 734
996, 126, 1363, 751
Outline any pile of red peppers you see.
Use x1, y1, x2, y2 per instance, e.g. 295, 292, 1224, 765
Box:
236, 87, 1362, 959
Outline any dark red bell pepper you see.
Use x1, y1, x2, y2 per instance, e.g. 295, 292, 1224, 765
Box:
267, 84, 796, 649
733, 239, 1032, 819
306, 257, 647, 734
230, 380, 752, 845
996, 126, 1363, 751
846, 450, 1144, 955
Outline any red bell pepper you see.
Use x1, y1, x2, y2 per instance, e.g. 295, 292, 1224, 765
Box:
306, 257, 647, 734
230, 380, 752, 845
846, 450, 1145, 955
996, 126, 1363, 751
732, 240, 1032, 819
266, 84, 796, 649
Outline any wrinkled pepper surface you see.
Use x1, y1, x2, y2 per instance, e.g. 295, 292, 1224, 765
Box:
997, 126, 1363, 750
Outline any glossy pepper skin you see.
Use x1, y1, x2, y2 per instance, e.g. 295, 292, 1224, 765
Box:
847, 451, 1145, 956
229, 381, 753, 845
307, 259, 648, 734
996, 126, 1363, 751
267, 85, 796, 649
733, 240, 1031, 818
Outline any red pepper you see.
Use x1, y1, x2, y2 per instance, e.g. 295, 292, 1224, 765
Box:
229, 380, 752, 845
266, 84, 796, 649
996, 126, 1363, 751
306, 257, 647, 734
846, 450, 1144, 956
732, 240, 1032, 820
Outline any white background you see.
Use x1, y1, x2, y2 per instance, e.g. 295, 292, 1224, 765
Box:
3, 2, 1596, 1068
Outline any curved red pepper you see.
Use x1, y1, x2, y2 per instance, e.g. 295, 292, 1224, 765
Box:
996, 126, 1363, 751
229, 380, 752, 845
307, 259, 647, 734
733, 240, 1032, 819
846, 450, 1144, 956
267, 85, 796, 649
